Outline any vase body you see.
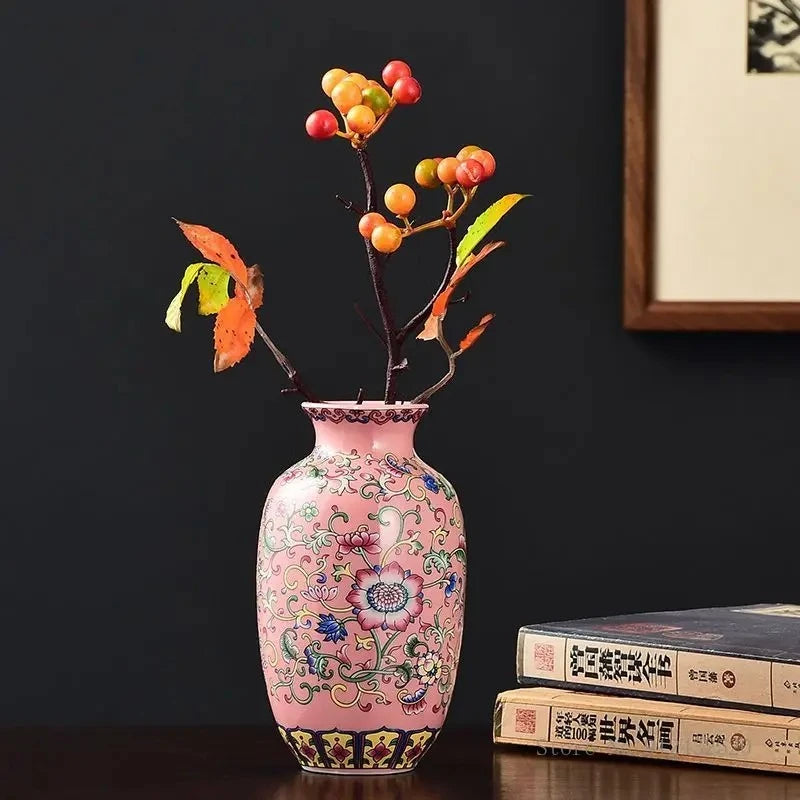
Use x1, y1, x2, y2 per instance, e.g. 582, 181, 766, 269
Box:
257, 402, 466, 774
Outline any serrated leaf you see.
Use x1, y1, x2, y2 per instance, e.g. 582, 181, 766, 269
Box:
197, 265, 230, 315
456, 194, 528, 267
165, 263, 216, 332
175, 220, 248, 286
213, 265, 264, 372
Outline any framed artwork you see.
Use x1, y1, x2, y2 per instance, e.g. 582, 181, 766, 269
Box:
624, 0, 800, 330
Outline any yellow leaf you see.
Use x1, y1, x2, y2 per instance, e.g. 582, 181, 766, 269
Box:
165, 263, 218, 332
456, 194, 528, 267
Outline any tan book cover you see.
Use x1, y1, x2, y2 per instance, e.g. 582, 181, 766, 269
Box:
494, 687, 800, 775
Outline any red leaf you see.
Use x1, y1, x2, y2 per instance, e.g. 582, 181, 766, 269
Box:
213, 266, 264, 372
459, 313, 495, 351
431, 285, 455, 318
175, 221, 248, 287
451, 241, 505, 288
213, 296, 255, 372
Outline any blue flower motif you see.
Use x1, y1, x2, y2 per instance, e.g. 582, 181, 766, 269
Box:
444, 573, 458, 598
304, 645, 318, 675
316, 613, 348, 643
422, 473, 440, 493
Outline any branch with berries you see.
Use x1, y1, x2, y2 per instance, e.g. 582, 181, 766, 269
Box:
164, 60, 528, 405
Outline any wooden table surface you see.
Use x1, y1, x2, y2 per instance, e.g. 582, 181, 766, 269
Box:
4, 726, 800, 799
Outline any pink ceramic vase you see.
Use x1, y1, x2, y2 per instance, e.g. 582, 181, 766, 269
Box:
257, 402, 466, 774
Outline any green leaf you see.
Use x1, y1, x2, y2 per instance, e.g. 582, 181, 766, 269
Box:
393, 661, 413, 687
280, 629, 300, 663
403, 634, 425, 658
165, 262, 226, 332
197, 264, 231, 315
456, 193, 529, 267
422, 549, 452, 575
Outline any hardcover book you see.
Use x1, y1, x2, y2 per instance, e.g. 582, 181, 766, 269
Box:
517, 603, 800, 714
494, 687, 800, 775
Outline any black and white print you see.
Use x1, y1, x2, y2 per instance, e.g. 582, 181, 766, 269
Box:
749, 1, 800, 72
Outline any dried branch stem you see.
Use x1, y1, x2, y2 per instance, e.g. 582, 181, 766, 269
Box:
233, 275, 319, 402
398, 226, 458, 345
355, 147, 402, 403
412, 320, 461, 403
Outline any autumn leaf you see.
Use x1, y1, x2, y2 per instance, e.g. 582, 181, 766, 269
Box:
459, 313, 495, 351
165, 262, 228, 332
175, 220, 248, 287
197, 266, 230, 316
450, 241, 505, 287
456, 194, 528, 267
416, 242, 505, 341
213, 265, 264, 372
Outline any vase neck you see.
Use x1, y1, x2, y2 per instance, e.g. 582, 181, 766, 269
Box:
302, 403, 428, 458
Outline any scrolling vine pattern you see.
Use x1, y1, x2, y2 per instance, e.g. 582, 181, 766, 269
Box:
257, 446, 465, 718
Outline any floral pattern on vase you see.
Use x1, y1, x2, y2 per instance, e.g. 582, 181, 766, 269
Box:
257, 402, 465, 773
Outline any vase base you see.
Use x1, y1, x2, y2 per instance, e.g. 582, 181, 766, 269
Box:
302, 766, 415, 776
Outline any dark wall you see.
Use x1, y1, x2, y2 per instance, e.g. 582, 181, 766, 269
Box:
3, 0, 798, 726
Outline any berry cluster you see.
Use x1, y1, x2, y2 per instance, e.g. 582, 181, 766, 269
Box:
360, 146, 498, 253
305, 60, 422, 145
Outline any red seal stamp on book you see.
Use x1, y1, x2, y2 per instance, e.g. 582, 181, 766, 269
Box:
533, 643, 555, 673
515, 708, 537, 734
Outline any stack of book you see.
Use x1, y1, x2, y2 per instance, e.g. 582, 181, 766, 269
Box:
494, 603, 800, 774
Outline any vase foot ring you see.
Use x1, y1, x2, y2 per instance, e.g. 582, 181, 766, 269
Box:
302, 766, 415, 776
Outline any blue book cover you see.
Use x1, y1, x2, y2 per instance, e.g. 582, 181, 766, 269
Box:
517, 603, 800, 714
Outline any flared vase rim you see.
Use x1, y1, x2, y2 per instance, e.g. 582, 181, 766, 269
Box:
302, 401, 429, 411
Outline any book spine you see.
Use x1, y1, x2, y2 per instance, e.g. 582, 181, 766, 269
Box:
516, 629, 800, 712
494, 696, 800, 773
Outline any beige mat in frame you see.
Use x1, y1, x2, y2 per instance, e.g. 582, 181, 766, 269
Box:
624, 0, 800, 330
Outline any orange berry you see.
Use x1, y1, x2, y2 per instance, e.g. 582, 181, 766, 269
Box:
457, 145, 481, 161
332, 80, 362, 113
415, 158, 441, 189
436, 157, 460, 185
384, 183, 416, 216
371, 223, 403, 253
321, 68, 348, 97
346, 104, 376, 134
358, 212, 386, 238
346, 72, 369, 89
470, 149, 496, 179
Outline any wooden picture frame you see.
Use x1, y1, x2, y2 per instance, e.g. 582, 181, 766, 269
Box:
623, 0, 800, 330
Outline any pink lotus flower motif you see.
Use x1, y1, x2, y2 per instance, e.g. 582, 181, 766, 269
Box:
346, 561, 424, 632
299, 585, 338, 602
335, 526, 381, 556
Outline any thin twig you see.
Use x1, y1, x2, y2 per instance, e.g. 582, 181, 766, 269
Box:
356, 387, 365, 404
354, 302, 386, 346
355, 147, 401, 403
232, 273, 320, 402
398, 226, 458, 344
336, 194, 364, 216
